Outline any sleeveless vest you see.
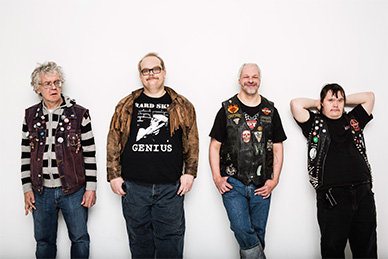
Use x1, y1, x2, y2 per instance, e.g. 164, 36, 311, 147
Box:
220, 95, 274, 186
25, 101, 87, 195
307, 113, 372, 189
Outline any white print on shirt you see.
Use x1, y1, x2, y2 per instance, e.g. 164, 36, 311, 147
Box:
136, 114, 168, 141
132, 143, 172, 152
133, 101, 172, 153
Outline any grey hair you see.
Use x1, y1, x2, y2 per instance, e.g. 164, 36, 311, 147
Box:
238, 63, 262, 80
30, 61, 65, 93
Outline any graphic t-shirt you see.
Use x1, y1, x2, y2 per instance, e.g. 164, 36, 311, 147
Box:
121, 92, 183, 184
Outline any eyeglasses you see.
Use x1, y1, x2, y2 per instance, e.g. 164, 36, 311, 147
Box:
141, 67, 163, 76
39, 80, 63, 89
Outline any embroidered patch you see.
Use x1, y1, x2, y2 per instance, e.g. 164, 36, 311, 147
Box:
350, 119, 360, 132
266, 140, 273, 151
242, 130, 251, 143
226, 164, 237, 176
246, 120, 256, 130
253, 131, 262, 142
244, 112, 259, 130
228, 104, 239, 114
262, 107, 271, 115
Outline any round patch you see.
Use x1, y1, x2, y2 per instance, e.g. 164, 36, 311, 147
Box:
309, 147, 317, 159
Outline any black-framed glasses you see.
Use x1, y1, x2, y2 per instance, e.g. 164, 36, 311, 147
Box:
141, 67, 162, 76
39, 80, 63, 89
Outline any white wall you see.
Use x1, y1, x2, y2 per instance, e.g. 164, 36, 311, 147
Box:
1, 0, 387, 258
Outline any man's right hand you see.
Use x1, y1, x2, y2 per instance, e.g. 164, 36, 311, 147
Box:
24, 191, 36, 215
213, 176, 233, 194
110, 177, 126, 196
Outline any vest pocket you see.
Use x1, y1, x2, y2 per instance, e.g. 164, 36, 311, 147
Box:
66, 132, 81, 153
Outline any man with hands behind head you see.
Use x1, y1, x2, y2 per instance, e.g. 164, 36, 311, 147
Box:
290, 84, 377, 258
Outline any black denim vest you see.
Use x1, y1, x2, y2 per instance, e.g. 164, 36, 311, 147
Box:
25, 101, 87, 195
220, 95, 274, 186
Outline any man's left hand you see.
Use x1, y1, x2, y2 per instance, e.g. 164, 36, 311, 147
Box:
254, 179, 278, 199
81, 190, 96, 208
177, 174, 194, 196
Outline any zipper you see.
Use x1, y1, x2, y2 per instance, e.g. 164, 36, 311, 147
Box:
47, 109, 54, 180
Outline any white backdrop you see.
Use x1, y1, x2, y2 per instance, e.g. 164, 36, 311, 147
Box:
1, 0, 387, 258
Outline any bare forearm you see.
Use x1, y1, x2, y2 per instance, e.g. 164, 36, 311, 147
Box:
291, 98, 320, 110
345, 92, 375, 115
290, 98, 319, 123
272, 143, 284, 183
209, 138, 222, 180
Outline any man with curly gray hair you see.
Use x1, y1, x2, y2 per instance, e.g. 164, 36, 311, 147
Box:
21, 61, 97, 259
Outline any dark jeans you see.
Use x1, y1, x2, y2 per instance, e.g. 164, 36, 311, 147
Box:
222, 176, 271, 251
33, 187, 89, 259
317, 184, 377, 259
122, 180, 185, 259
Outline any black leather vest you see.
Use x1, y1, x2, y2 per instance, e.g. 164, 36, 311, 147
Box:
307, 113, 372, 189
220, 95, 274, 186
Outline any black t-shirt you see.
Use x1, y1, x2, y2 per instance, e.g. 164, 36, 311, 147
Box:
121, 92, 183, 184
297, 104, 373, 190
209, 98, 287, 143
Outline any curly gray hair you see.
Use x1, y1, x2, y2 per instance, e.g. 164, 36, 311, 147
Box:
30, 61, 65, 93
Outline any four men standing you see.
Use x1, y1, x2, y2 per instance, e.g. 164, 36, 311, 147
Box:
21, 58, 378, 258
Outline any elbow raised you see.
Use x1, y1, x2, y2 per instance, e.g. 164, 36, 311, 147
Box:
367, 92, 375, 103
289, 99, 297, 110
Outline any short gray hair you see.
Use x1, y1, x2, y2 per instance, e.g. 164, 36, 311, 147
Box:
30, 61, 65, 92
238, 63, 262, 80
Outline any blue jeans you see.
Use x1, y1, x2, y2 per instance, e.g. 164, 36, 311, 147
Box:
122, 180, 185, 259
317, 184, 377, 258
33, 187, 89, 259
222, 177, 271, 250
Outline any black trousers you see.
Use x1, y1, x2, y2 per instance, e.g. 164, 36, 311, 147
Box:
317, 184, 377, 259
